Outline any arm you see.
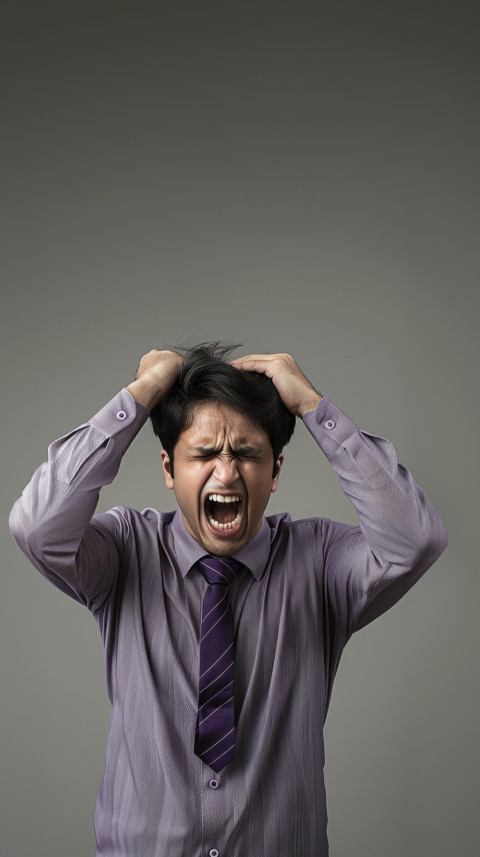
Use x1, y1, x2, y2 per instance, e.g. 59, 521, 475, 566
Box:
303, 396, 448, 633
9, 350, 183, 612
231, 353, 448, 634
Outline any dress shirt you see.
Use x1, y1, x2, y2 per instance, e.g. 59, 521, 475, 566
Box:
9, 389, 448, 857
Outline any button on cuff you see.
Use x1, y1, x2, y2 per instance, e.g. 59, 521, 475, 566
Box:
89, 390, 149, 438
325, 419, 336, 430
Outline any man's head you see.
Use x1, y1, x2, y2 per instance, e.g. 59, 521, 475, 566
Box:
150, 343, 296, 555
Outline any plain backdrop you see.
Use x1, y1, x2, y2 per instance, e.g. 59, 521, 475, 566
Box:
1, 2, 478, 855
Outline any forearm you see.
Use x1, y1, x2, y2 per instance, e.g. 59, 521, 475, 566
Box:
304, 397, 447, 560
126, 349, 185, 410
9, 390, 148, 592
303, 397, 448, 632
298, 392, 323, 417
126, 378, 164, 411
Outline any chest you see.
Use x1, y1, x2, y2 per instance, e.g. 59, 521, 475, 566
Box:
110, 550, 325, 710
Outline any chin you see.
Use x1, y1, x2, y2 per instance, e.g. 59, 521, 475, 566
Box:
203, 533, 246, 557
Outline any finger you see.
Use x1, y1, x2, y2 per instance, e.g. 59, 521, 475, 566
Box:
230, 354, 276, 370
231, 359, 268, 374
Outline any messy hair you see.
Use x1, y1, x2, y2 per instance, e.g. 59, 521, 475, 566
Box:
149, 342, 296, 477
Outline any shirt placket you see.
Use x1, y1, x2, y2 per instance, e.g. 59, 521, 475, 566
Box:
201, 767, 232, 857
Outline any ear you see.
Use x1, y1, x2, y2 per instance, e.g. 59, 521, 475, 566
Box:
161, 450, 174, 490
271, 453, 284, 493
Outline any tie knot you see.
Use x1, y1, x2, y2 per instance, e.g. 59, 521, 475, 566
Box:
198, 555, 242, 585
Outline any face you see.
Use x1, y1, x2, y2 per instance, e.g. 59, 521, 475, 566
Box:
161, 402, 283, 557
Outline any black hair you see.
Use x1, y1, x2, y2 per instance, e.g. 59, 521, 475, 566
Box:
149, 342, 296, 478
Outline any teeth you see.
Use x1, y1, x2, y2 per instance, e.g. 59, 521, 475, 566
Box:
206, 495, 243, 530
207, 494, 241, 503
209, 513, 242, 530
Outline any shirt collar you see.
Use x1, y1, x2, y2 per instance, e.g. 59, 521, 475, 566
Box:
171, 509, 271, 581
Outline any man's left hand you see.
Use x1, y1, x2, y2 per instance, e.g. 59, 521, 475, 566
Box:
230, 353, 322, 418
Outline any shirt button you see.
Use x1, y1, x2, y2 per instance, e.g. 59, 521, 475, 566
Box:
209, 779, 219, 789
209, 850, 219, 857
116, 410, 127, 421
325, 419, 336, 430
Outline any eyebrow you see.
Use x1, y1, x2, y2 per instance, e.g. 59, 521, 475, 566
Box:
193, 445, 263, 455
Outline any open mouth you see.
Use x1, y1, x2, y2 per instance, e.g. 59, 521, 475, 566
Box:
204, 493, 244, 532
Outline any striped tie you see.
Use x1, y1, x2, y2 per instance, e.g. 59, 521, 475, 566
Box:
194, 555, 242, 772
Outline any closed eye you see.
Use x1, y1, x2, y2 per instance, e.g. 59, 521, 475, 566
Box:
192, 452, 260, 462
192, 446, 263, 460
192, 447, 222, 459
233, 446, 263, 458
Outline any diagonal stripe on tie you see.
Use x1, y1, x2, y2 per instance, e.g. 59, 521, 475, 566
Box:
200, 660, 234, 698
199, 679, 234, 716
202, 589, 228, 625
201, 602, 231, 641
199, 641, 234, 680
209, 743, 235, 769
197, 693, 235, 729
194, 555, 242, 772
202, 727, 235, 757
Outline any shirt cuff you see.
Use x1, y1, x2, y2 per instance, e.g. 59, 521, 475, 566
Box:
89, 388, 150, 445
302, 397, 361, 457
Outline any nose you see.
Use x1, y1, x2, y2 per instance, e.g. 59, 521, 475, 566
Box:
212, 455, 240, 486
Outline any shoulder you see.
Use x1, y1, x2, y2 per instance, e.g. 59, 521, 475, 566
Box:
265, 510, 326, 548
266, 510, 325, 533
92, 505, 176, 540
266, 511, 356, 554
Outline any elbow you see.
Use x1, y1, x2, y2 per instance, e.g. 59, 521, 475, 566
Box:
437, 519, 448, 555
9, 498, 27, 550
417, 513, 448, 566
9, 498, 43, 563
428, 510, 448, 555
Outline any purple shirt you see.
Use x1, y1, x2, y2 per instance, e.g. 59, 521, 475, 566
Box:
9, 390, 447, 857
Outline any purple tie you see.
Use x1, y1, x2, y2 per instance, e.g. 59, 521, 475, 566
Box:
194, 555, 243, 772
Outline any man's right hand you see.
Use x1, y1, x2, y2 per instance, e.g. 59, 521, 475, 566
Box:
126, 350, 184, 411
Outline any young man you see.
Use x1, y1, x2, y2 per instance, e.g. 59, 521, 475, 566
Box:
9, 344, 447, 857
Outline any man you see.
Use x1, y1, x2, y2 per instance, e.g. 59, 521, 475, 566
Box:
9, 344, 447, 857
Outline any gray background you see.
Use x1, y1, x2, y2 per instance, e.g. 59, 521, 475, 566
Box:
1, 1, 478, 855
